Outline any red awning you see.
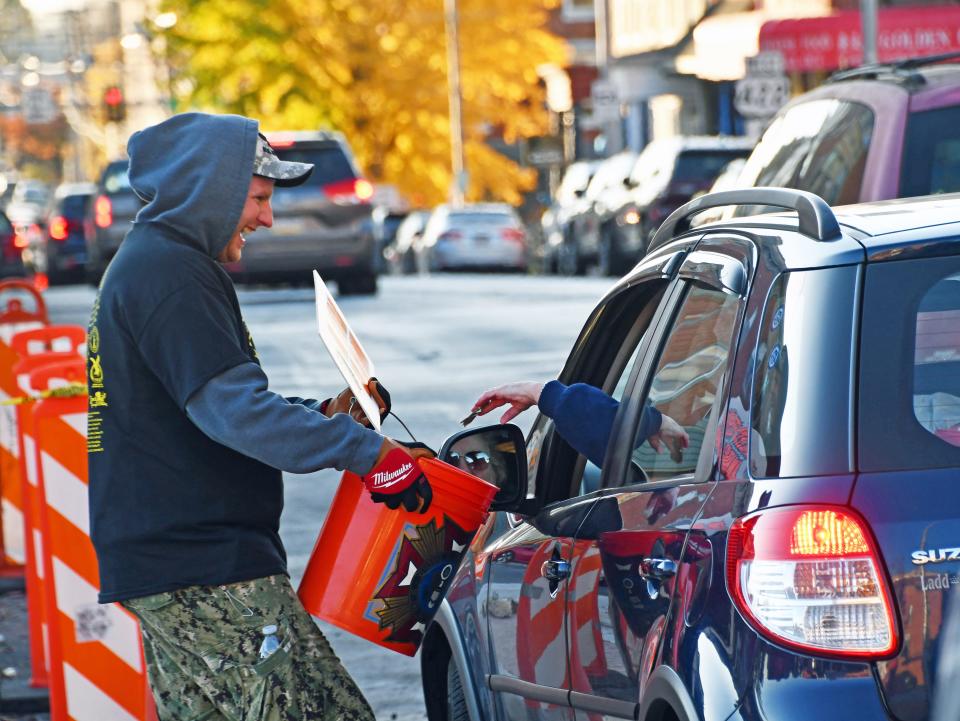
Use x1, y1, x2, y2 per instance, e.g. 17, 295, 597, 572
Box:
759, 5, 960, 73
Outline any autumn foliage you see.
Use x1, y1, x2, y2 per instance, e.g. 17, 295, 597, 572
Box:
158, 0, 566, 206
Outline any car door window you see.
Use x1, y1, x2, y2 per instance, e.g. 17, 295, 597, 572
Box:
627, 283, 741, 483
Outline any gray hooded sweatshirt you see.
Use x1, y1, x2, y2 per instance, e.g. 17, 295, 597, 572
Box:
87, 113, 382, 603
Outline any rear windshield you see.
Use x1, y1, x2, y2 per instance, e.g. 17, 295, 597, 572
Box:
102, 162, 131, 194
61, 194, 91, 217
859, 255, 960, 471
900, 105, 960, 197
274, 146, 355, 188
674, 150, 748, 183
447, 212, 515, 226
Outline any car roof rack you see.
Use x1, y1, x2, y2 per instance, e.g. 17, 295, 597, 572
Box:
647, 187, 841, 253
827, 50, 960, 85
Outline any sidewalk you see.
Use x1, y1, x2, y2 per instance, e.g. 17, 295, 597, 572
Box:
0, 576, 48, 720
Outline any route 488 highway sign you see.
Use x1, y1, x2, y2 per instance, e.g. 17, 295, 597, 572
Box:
735, 52, 790, 118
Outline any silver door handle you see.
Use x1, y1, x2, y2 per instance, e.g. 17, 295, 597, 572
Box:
639, 558, 677, 580
541, 559, 571, 583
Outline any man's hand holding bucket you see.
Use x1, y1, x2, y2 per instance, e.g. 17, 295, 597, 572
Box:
362, 439, 436, 513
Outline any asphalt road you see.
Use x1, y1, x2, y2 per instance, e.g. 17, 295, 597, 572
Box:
44, 273, 614, 720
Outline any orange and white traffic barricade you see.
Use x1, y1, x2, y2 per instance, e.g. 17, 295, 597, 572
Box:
0, 280, 48, 572
28, 359, 156, 721
10, 328, 86, 688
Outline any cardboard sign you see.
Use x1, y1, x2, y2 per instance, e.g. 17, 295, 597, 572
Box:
313, 271, 381, 431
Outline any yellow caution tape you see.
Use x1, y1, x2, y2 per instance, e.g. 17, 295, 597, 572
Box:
0, 383, 88, 406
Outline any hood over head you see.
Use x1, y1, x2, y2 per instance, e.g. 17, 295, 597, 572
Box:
127, 112, 259, 258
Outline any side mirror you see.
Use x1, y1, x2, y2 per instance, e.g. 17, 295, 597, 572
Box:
439, 424, 528, 512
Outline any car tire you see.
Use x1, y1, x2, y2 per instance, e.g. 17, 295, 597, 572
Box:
338, 273, 378, 296
446, 656, 470, 721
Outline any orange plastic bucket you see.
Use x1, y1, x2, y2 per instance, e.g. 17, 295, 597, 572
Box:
298, 457, 497, 656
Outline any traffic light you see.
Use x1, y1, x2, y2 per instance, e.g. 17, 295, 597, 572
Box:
103, 86, 126, 123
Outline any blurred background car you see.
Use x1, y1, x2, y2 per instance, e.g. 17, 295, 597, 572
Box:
223, 131, 380, 296
384, 209, 429, 275
594, 136, 753, 276
4, 179, 50, 229
704, 54, 960, 225
86, 159, 139, 285
418, 203, 528, 273
0, 210, 26, 278
40, 182, 96, 285
371, 205, 408, 273
561, 150, 638, 276
539, 160, 598, 274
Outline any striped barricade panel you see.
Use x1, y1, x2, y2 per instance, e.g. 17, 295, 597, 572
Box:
0, 280, 48, 570
31, 361, 154, 721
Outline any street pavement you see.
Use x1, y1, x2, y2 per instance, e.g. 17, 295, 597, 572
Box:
11, 273, 613, 720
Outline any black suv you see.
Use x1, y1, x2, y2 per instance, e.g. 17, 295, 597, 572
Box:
421, 188, 960, 721
87, 160, 139, 285
224, 131, 379, 295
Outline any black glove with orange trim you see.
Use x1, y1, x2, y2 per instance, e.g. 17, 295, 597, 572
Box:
362, 439, 436, 513
320, 378, 391, 427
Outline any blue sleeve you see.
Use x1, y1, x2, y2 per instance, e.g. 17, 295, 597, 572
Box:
186, 362, 382, 475
537, 381, 664, 467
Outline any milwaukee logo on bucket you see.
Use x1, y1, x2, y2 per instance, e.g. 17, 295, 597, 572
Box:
371, 462, 414, 489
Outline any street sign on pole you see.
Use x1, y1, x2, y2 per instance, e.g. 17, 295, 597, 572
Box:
735, 52, 789, 118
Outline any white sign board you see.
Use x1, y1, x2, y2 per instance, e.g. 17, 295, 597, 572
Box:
591, 79, 620, 122
313, 271, 381, 431
734, 75, 790, 117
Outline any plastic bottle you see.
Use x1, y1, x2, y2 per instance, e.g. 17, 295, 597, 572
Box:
259, 624, 280, 660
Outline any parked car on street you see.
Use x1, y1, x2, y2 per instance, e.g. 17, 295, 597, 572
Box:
4, 180, 50, 229
224, 131, 379, 295
38, 182, 96, 284
0, 210, 26, 278
87, 159, 139, 285
713, 54, 960, 222
418, 204, 528, 273
421, 187, 960, 721
540, 160, 599, 273
595, 136, 753, 276
385, 209, 430, 275
561, 151, 638, 276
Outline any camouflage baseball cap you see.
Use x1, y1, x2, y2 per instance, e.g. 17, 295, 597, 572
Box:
252, 133, 313, 187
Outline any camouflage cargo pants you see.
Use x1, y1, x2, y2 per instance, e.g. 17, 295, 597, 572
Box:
122, 574, 375, 721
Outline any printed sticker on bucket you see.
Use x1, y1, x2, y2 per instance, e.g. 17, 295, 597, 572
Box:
365, 515, 474, 646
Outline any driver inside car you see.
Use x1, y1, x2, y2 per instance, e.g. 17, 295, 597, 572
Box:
468, 380, 689, 468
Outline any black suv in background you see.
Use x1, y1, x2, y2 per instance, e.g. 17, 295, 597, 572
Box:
87, 160, 139, 285
422, 188, 960, 721
224, 131, 379, 295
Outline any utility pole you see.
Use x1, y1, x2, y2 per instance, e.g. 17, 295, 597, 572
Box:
444, 0, 466, 206
861, 0, 878, 65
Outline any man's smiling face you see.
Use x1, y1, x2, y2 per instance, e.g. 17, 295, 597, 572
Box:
219, 175, 275, 263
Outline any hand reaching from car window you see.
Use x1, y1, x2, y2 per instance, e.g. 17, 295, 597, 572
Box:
470, 382, 545, 424
648, 413, 690, 463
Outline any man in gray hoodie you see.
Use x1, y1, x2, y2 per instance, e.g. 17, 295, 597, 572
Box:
87, 112, 432, 720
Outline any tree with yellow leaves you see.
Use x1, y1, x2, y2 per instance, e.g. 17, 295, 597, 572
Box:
157, 0, 566, 207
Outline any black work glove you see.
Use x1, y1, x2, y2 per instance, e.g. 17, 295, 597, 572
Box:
363, 439, 436, 513
321, 378, 391, 426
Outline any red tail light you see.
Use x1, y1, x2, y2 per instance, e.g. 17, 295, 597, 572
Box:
726, 505, 898, 659
500, 228, 526, 244
49, 215, 69, 241
94, 195, 113, 228
13, 227, 31, 249
323, 178, 374, 204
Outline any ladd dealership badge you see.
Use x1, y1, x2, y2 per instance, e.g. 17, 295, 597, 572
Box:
366, 516, 474, 646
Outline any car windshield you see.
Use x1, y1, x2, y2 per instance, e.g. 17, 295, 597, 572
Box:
859, 256, 960, 472
900, 105, 960, 197
674, 150, 748, 183
274, 146, 355, 187
103, 163, 131, 194
447, 212, 515, 227
61, 194, 91, 217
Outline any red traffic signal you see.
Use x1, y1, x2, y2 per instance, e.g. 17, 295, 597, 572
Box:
102, 86, 126, 123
